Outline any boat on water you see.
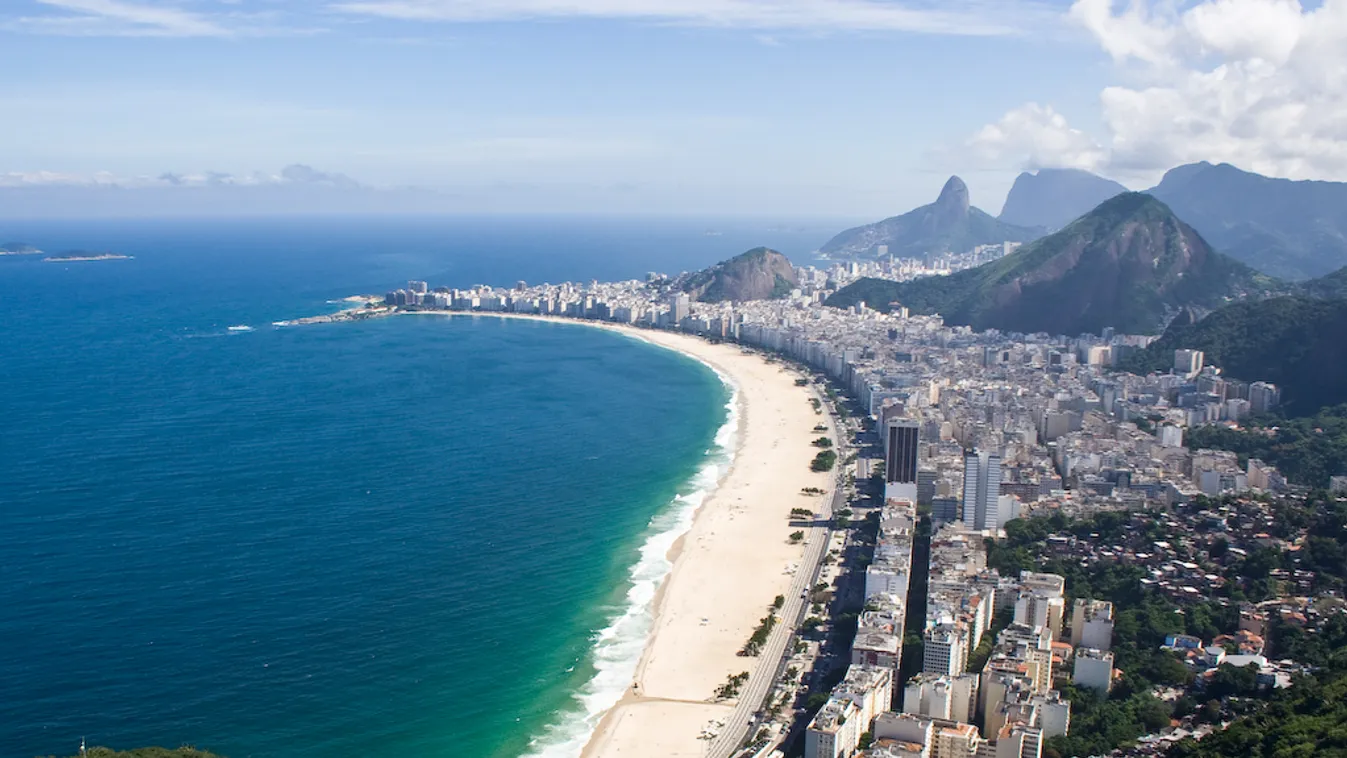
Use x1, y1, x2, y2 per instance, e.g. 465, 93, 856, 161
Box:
227, 325, 254, 332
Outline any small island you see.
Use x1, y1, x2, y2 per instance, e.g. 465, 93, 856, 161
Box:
43, 251, 133, 262
0, 242, 43, 256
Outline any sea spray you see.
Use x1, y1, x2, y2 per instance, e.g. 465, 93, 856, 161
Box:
521, 373, 740, 758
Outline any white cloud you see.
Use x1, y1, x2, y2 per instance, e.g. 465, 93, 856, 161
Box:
971, 0, 1347, 184
6, 0, 324, 37
330, 0, 1058, 36
1068, 0, 1179, 65
969, 103, 1107, 172
25, 0, 232, 36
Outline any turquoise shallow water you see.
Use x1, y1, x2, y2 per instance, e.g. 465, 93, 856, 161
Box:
0, 218, 812, 758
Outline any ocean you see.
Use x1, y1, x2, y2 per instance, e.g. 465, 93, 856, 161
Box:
0, 216, 838, 758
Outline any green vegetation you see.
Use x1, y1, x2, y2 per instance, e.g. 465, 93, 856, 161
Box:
789, 507, 814, 518
826, 193, 1280, 335
812, 437, 833, 448
1303, 264, 1347, 299
1148, 161, 1347, 281
739, 612, 777, 657
813, 424, 828, 432
990, 512, 1243, 757
997, 504, 1347, 756
811, 450, 838, 472
1184, 407, 1347, 487
795, 378, 809, 386
1121, 297, 1347, 415
789, 530, 805, 543
772, 594, 785, 610
1166, 615, 1347, 758
715, 671, 751, 700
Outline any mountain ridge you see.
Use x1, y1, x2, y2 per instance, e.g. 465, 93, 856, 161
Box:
998, 168, 1129, 230
1146, 162, 1347, 280
824, 193, 1281, 336
1121, 296, 1347, 416
819, 176, 1043, 259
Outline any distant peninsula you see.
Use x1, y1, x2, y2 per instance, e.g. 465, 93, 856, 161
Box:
43, 251, 133, 262
0, 242, 43, 256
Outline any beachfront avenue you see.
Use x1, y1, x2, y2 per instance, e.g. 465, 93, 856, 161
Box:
286, 263, 1301, 758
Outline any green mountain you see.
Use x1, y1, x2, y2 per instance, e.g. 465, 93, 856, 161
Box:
819, 176, 1042, 259
680, 246, 797, 302
1302, 265, 1347, 299
825, 193, 1279, 335
999, 168, 1129, 230
1147, 162, 1347, 281
1121, 296, 1347, 416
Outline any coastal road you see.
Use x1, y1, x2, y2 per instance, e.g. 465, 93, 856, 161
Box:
705, 384, 844, 758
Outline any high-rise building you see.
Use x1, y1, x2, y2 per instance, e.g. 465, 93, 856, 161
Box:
1249, 382, 1281, 413
885, 419, 920, 503
668, 292, 690, 325
1073, 648, 1114, 693
1174, 349, 1204, 377
1070, 599, 1114, 652
407, 280, 429, 294
1157, 424, 1184, 448
962, 450, 1003, 531
923, 625, 967, 676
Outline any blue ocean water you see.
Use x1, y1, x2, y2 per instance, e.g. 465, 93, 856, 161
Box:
0, 216, 836, 758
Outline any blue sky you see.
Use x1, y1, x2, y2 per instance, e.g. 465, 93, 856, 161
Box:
2, 1, 1343, 216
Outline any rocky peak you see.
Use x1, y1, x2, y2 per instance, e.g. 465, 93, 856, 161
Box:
935, 176, 971, 217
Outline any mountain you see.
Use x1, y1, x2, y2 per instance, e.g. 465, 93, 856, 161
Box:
1146, 162, 1347, 281
998, 168, 1129, 230
824, 193, 1280, 336
680, 247, 798, 302
819, 176, 1043, 259
1301, 265, 1347, 299
1121, 296, 1347, 416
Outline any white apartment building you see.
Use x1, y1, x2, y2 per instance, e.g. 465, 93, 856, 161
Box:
1073, 648, 1114, 693
1069, 599, 1114, 652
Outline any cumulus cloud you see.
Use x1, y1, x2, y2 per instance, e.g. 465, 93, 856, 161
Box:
969, 103, 1108, 172
330, 0, 1058, 36
971, 0, 1347, 183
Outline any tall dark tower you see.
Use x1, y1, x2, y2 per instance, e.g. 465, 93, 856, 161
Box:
884, 418, 919, 502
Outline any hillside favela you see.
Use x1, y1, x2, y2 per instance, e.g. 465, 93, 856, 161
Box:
5, 2, 1347, 758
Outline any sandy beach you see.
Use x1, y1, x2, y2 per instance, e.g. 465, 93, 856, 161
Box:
401, 312, 834, 756
577, 326, 834, 758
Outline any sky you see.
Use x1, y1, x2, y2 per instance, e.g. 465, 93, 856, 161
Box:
2, 0, 1345, 216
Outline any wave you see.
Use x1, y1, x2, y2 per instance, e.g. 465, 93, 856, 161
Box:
519, 368, 739, 758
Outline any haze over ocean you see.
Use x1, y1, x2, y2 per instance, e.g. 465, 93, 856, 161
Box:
0, 216, 834, 758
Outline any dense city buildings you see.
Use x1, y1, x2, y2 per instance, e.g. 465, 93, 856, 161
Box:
361, 254, 1317, 758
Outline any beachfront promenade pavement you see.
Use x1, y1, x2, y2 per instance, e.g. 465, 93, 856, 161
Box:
705, 393, 843, 758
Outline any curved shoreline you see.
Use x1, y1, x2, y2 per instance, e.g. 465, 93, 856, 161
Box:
399, 312, 833, 758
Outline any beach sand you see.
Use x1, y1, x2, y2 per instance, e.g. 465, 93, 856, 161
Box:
398, 313, 833, 756
578, 327, 834, 758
